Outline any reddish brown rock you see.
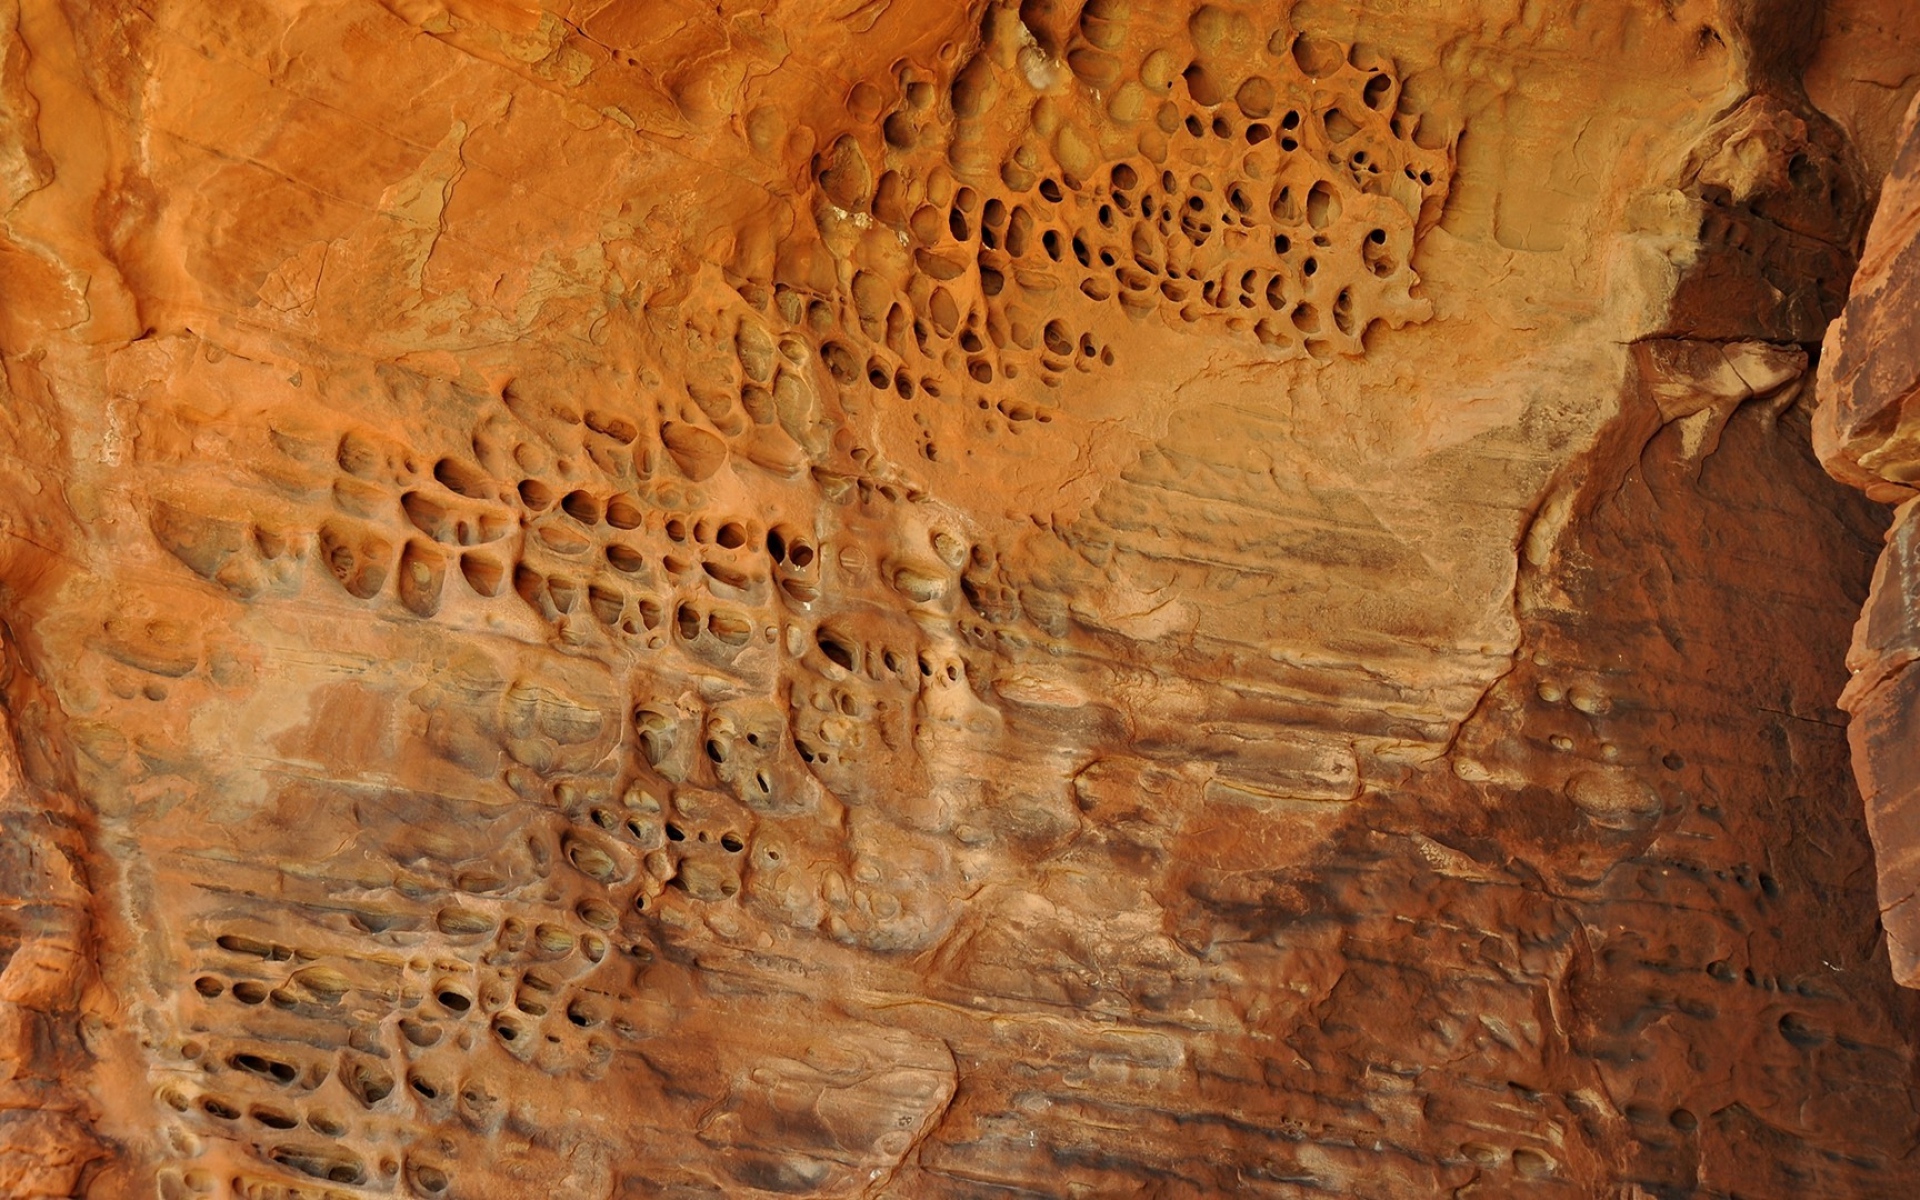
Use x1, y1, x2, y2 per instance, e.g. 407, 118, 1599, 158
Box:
4, 1, 1920, 1196
1817, 95, 1920, 500
1818, 92, 1920, 988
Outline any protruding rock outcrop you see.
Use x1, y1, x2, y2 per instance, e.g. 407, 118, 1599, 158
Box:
1817, 92, 1920, 986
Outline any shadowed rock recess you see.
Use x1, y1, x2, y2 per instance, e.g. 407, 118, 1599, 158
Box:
5, 0, 1920, 1195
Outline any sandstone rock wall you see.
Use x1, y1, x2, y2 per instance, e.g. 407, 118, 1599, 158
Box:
1819, 95, 1920, 984
3, 1, 1920, 1196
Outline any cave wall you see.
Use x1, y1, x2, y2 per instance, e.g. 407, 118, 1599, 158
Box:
2, 0, 1920, 1196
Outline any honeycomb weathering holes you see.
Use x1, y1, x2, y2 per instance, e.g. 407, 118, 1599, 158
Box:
137, 5, 1457, 1193
802, 2, 1450, 377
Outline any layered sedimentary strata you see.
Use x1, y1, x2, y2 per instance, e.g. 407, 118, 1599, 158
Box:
1819, 94, 1920, 986
5, 0, 1920, 1196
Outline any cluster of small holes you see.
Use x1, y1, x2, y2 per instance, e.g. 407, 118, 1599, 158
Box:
135, 12, 1472, 1194
802, 0, 1451, 421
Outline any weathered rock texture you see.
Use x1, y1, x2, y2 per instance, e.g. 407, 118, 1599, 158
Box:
5, 0, 1920, 1196
1820, 95, 1920, 988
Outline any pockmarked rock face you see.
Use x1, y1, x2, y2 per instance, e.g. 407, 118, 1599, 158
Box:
5, 0, 1920, 1196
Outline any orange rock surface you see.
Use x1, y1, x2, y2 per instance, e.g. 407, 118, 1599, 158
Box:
4, 0, 1920, 1195
1820, 95, 1920, 982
